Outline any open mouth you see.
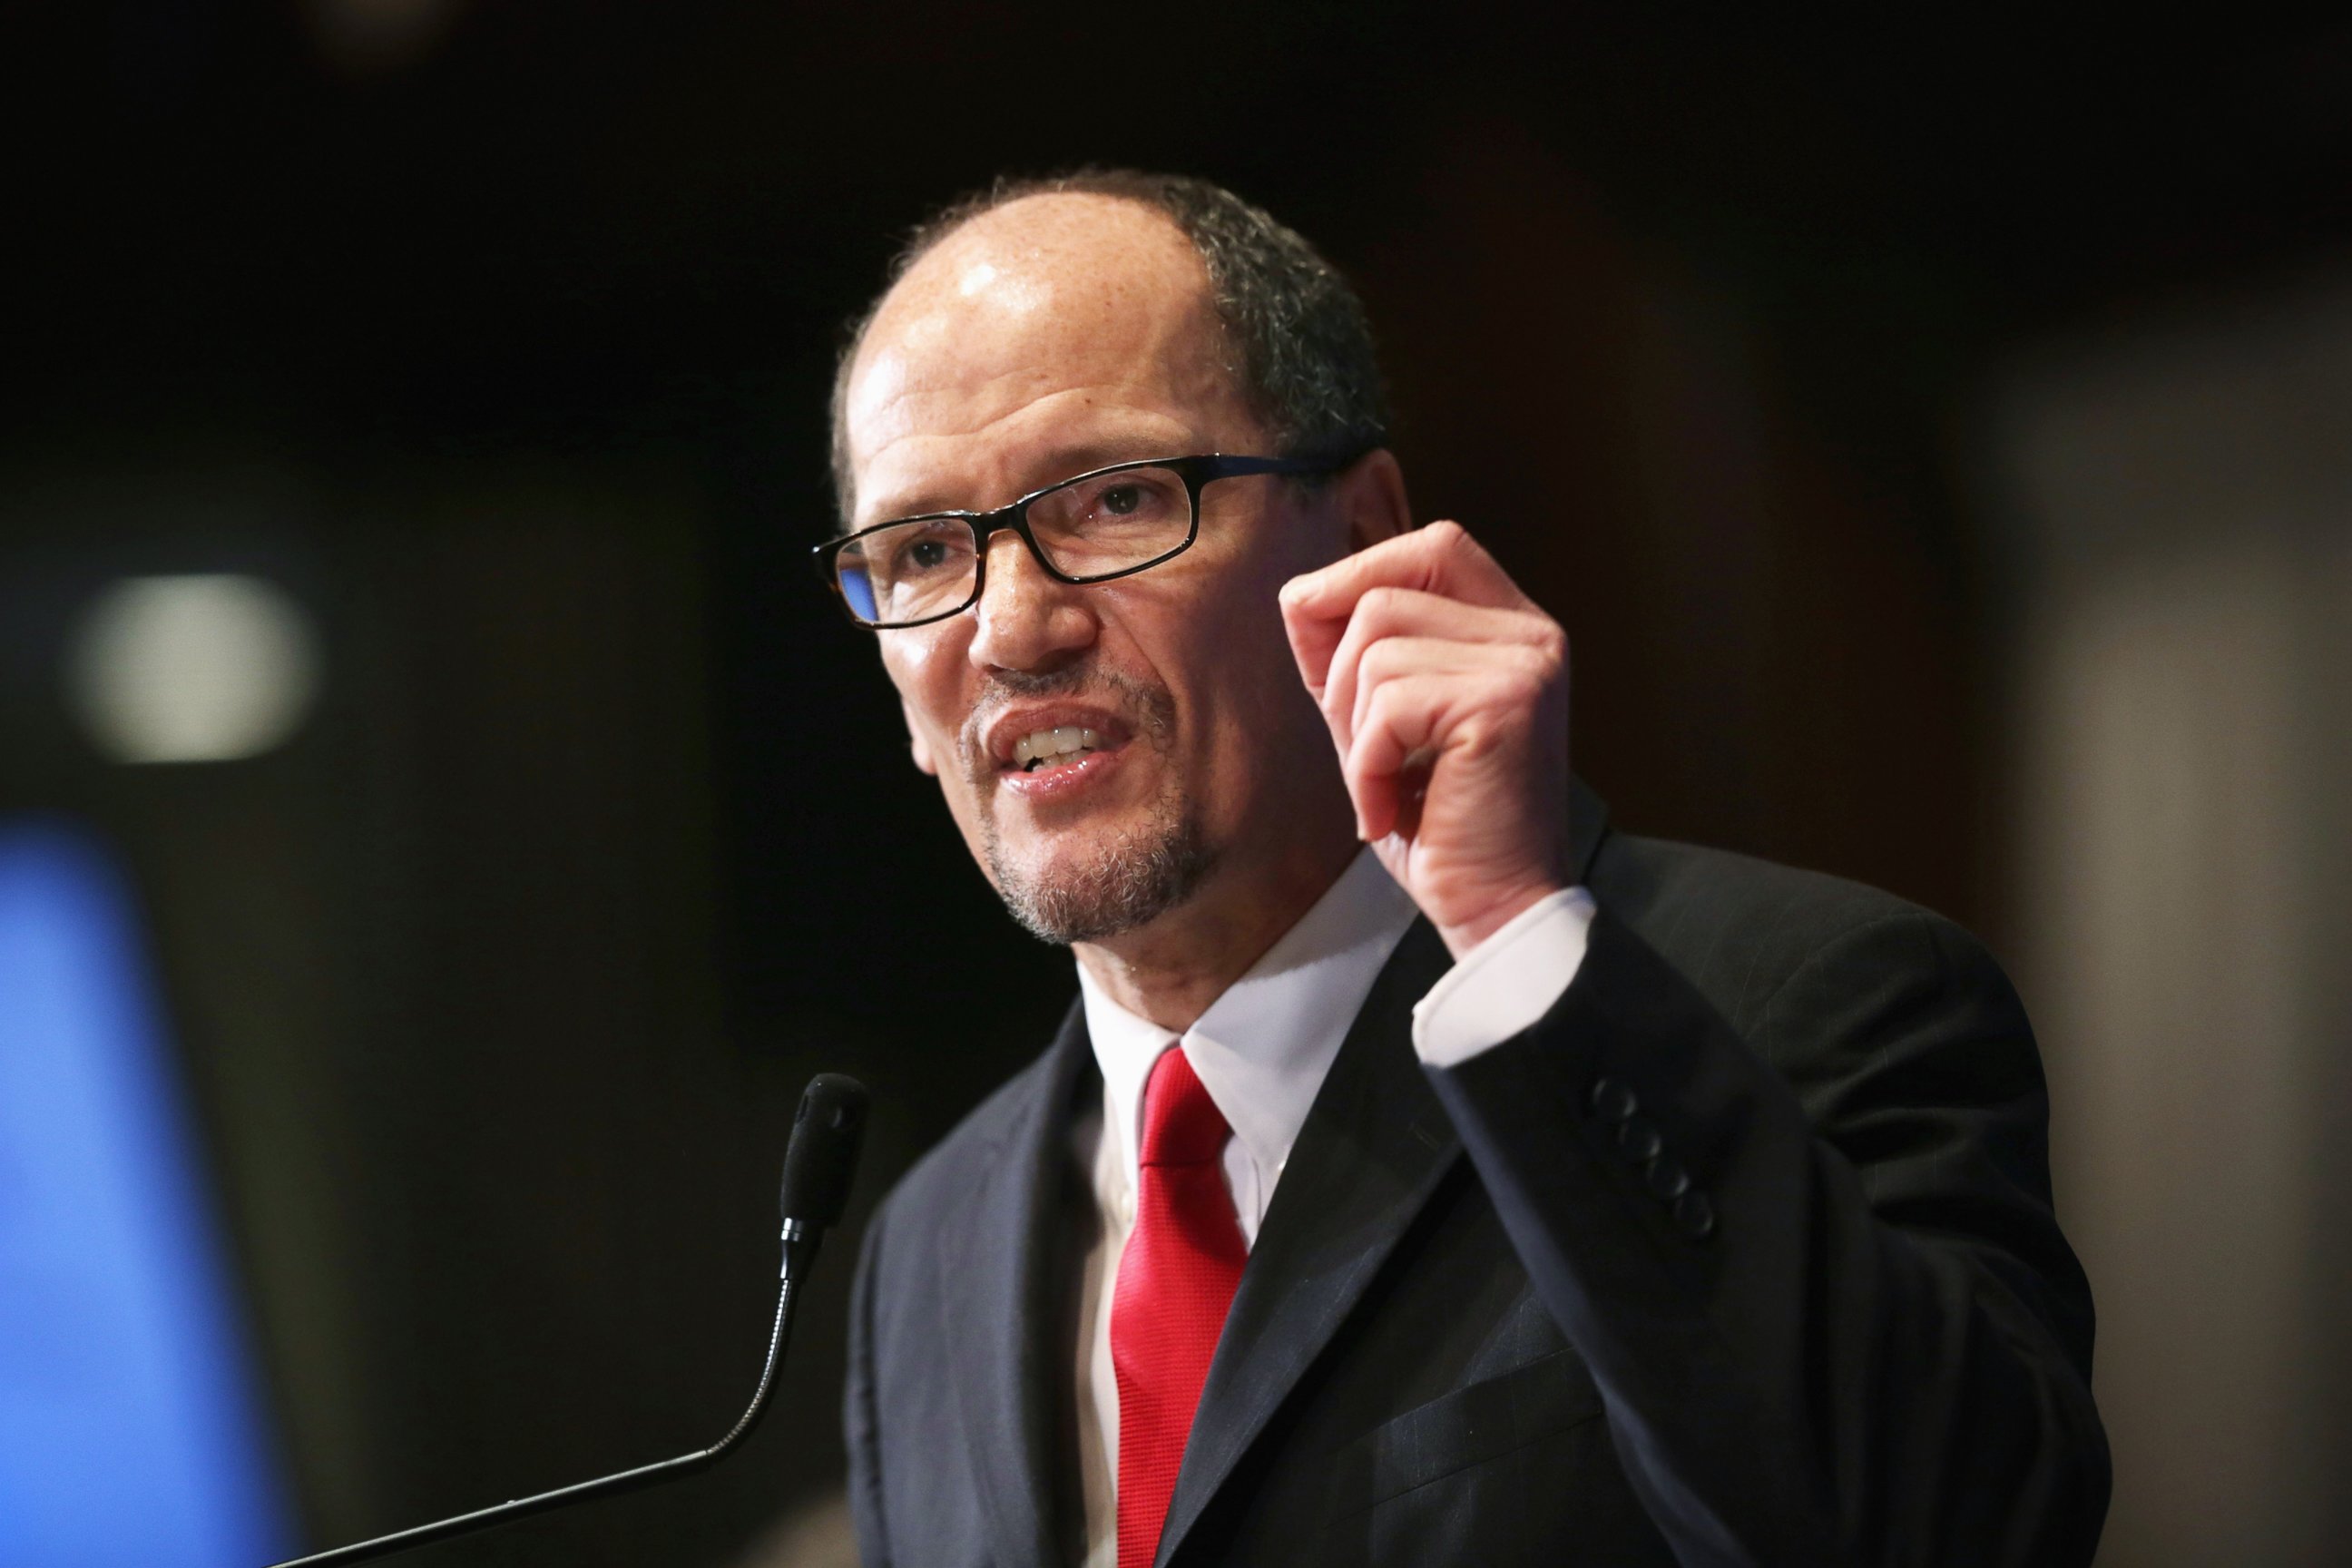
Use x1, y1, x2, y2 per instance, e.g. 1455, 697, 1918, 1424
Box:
1011, 725, 1106, 773
980, 702, 1140, 799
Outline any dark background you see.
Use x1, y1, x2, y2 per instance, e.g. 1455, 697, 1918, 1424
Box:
6, 5, 2352, 1563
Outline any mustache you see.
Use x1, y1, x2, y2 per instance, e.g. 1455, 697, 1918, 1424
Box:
957, 664, 1178, 780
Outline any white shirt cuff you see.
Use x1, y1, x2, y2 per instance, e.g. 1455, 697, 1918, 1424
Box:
1409, 887, 1597, 1068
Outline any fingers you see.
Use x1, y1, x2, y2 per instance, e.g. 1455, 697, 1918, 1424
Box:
1319, 592, 1553, 750
1343, 671, 1456, 841
1345, 667, 1543, 850
1277, 518, 1569, 851
1279, 521, 1531, 693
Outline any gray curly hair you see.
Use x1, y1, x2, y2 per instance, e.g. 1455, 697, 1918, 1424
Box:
829, 169, 1391, 522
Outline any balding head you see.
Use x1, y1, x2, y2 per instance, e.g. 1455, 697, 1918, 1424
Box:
840, 193, 1255, 529
829, 170, 1389, 524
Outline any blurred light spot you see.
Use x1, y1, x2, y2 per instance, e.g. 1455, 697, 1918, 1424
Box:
0, 820, 294, 1562
66, 575, 321, 765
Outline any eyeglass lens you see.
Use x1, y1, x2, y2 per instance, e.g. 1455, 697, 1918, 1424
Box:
835, 465, 1194, 625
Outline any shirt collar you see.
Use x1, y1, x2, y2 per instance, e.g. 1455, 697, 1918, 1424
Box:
1078, 847, 1421, 1197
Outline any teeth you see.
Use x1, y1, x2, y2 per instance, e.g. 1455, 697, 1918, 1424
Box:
1012, 725, 1104, 769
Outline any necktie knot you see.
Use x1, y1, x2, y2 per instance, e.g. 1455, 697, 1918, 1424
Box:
1137, 1048, 1229, 1168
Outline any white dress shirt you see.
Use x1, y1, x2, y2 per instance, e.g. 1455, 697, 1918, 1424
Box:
1065, 848, 1597, 1565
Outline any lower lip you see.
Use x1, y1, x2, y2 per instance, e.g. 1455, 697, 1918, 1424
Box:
998, 746, 1125, 801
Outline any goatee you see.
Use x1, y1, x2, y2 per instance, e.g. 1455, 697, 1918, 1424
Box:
966, 666, 1215, 945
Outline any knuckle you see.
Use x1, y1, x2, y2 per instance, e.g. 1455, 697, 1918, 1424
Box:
1365, 681, 1415, 735
1493, 664, 1544, 710
1513, 628, 1568, 686
1451, 712, 1504, 758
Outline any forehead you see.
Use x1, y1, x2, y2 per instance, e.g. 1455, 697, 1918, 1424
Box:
843, 194, 1256, 521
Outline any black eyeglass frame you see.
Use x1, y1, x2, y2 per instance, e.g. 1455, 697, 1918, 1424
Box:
812, 452, 1348, 629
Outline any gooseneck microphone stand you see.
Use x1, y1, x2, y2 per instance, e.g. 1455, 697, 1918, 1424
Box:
268, 1073, 870, 1568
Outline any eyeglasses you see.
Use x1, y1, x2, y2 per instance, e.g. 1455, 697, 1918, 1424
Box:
813, 453, 1345, 629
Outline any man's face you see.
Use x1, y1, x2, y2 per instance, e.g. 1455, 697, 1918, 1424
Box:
840, 194, 1357, 944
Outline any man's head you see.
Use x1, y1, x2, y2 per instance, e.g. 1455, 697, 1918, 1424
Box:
834, 172, 1408, 949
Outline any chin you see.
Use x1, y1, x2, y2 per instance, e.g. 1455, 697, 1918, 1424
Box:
981, 801, 1216, 947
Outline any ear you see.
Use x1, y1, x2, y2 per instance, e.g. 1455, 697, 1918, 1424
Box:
1338, 447, 1412, 553
900, 694, 939, 776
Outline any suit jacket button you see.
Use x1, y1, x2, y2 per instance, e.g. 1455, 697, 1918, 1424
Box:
1617, 1115, 1662, 1163
1645, 1156, 1690, 1201
1590, 1077, 1639, 1122
1674, 1191, 1716, 1240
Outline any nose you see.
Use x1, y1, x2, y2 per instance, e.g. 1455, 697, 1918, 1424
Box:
965, 526, 1096, 673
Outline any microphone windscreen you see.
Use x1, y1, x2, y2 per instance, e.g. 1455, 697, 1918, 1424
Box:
779, 1073, 870, 1228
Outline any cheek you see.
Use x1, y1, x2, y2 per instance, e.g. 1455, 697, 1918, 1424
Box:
1148, 576, 1320, 765
882, 634, 965, 740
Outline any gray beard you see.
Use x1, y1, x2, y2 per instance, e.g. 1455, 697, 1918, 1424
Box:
986, 801, 1215, 945
965, 666, 1216, 946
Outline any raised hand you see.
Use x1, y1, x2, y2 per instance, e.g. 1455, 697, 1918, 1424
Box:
1279, 521, 1573, 957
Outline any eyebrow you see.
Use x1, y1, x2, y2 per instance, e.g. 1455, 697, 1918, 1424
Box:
850, 437, 1199, 533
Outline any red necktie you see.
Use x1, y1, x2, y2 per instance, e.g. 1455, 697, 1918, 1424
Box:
1112, 1047, 1247, 1568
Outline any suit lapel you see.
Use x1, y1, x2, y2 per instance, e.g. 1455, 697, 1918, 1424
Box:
937, 1003, 1094, 1568
1152, 916, 1459, 1565
1152, 782, 1613, 1565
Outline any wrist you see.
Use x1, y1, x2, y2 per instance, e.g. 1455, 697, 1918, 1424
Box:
1435, 877, 1570, 959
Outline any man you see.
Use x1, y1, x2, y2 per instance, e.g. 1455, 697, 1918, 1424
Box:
822, 171, 2108, 1567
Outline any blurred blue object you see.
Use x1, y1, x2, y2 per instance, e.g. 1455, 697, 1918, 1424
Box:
0, 820, 294, 1566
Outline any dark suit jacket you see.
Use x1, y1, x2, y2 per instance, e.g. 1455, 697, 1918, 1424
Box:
845, 789, 2110, 1565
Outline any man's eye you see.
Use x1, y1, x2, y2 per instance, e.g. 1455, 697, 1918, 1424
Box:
1100, 485, 1142, 515
883, 528, 964, 577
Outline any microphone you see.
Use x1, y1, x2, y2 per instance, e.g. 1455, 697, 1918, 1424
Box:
268, 1073, 871, 1567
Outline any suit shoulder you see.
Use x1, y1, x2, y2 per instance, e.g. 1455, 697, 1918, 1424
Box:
1588, 830, 1994, 1034
1593, 829, 1941, 938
